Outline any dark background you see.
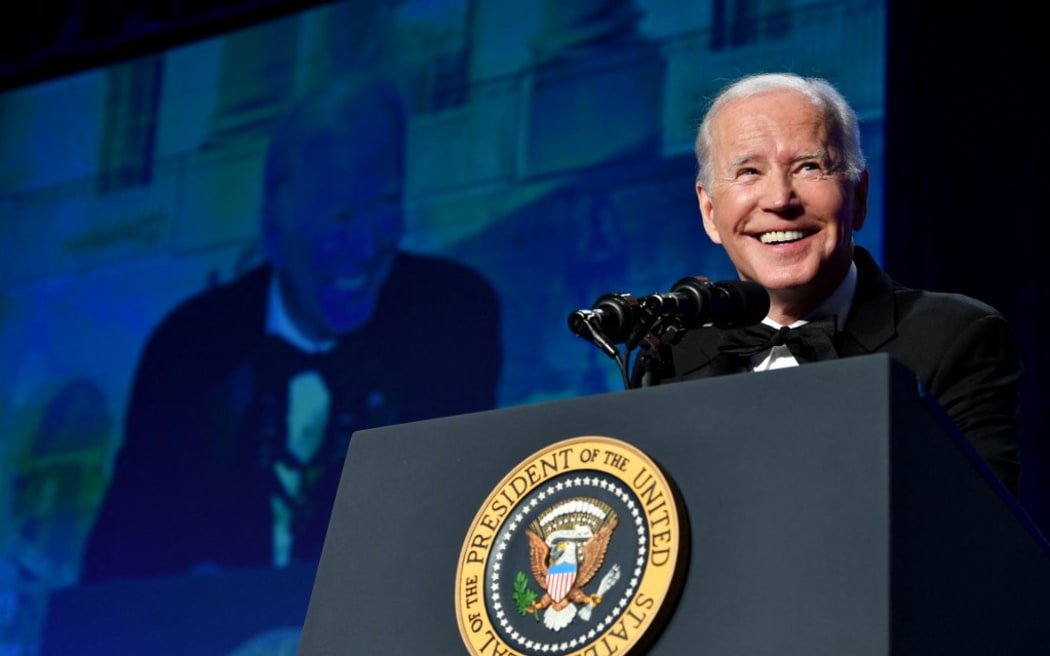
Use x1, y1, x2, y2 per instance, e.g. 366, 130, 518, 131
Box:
883, 2, 1045, 530
1, 0, 1044, 542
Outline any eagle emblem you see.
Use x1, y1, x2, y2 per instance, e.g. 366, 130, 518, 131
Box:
523, 497, 620, 631
457, 437, 684, 656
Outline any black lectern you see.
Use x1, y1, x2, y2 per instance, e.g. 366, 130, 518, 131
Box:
298, 354, 1050, 655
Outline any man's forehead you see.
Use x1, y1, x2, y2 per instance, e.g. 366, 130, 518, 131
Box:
713, 91, 825, 133
711, 100, 831, 162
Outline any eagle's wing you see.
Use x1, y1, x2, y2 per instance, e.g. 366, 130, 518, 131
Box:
526, 528, 550, 588
577, 516, 619, 587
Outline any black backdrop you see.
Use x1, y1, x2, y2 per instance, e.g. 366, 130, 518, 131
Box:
884, 2, 1046, 531
2, 1, 1045, 532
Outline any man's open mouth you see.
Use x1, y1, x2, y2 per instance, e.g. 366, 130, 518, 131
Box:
758, 230, 808, 244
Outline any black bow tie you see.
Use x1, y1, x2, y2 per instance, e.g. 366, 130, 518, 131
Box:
251, 336, 356, 408
718, 315, 840, 364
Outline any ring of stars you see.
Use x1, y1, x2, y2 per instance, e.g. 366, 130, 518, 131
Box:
486, 474, 649, 654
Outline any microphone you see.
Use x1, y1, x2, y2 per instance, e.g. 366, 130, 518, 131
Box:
639, 277, 769, 329
567, 292, 641, 346
568, 277, 769, 354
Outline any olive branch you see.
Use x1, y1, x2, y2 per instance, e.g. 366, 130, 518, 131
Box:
512, 571, 539, 620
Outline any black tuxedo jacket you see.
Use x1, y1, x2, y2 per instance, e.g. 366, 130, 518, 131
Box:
82, 252, 502, 582
648, 246, 1022, 493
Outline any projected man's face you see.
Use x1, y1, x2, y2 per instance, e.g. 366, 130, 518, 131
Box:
263, 103, 404, 342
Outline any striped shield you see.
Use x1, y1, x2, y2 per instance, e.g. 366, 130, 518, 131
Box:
546, 560, 577, 603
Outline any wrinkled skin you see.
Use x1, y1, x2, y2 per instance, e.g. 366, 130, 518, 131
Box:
697, 89, 868, 324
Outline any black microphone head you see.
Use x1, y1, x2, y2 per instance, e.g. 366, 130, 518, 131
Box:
567, 309, 594, 336
669, 276, 769, 328
589, 292, 641, 343
707, 280, 769, 328
567, 292, 642, 346
667, 275, 713, 308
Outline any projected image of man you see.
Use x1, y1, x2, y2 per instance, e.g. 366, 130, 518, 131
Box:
81, 78, 503, 581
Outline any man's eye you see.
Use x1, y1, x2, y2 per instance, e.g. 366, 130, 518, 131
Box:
796, 162, 825, 177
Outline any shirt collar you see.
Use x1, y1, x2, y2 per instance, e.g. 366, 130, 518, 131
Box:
762, 261, 857, 331
266, 276, 337, 354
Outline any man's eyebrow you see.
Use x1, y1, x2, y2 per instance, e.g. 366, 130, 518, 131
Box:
727, 152, 758, 168
725, 149, 834, 170
793, 149, 830, 163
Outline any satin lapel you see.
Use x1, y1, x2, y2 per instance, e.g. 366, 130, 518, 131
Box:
839, 247, 898, 356
669, 326, 749, 378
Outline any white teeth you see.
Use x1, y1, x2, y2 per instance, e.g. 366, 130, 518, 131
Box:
759, 230, 805, 244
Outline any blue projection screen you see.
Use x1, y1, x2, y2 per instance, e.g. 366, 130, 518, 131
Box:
0, 1, 886, 653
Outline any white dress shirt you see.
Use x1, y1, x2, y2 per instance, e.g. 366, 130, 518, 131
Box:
751, 262, 857, 372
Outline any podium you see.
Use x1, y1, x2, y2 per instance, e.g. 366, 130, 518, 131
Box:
298, 354, 1050, 655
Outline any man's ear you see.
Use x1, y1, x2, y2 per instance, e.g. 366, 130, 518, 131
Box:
851, 169, 869, 231
697, 183, 723, 244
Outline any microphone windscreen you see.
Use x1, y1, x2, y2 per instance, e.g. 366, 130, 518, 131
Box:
710, 280, 769, 328
668, 277, 769, 328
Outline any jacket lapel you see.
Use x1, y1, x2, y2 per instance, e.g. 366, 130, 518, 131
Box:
839, 247, 898, 356
665, 327, 750, 378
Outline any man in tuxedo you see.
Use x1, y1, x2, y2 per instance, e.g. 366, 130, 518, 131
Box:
81, 78, 503, 581
639, 72, 1022, 494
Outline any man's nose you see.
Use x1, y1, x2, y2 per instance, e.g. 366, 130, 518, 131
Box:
759, 172, 798, 212
324, 213, 384, 258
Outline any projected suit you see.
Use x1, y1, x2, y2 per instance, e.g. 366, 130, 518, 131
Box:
81, 78, 502, 581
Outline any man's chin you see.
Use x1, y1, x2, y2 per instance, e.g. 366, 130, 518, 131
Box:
317, 285, 383, 334
324, 309, 375, 336
749, 260, 823, 291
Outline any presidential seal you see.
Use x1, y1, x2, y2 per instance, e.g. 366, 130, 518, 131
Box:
455, 436, 686, 656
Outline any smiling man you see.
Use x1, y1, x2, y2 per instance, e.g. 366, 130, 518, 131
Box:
644, 72, 1023, 495
697, 76, 868, 324
82, 77, 503, 582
